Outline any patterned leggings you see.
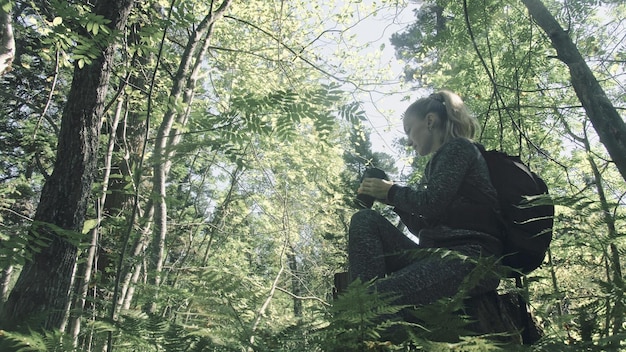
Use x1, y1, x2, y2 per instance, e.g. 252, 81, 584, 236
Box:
348, 209, 500, 307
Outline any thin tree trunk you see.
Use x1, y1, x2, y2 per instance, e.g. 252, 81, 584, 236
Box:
0, 0, 134, 331
59, 259, 78, 332
149, 1, 232, 313
582, 123, 623, 346
521, 0, 626, 182
165, 151, 218, 288
98, 52, 149, 334
0, 265, 13, 308
118, 207, 154, 313
109, 197, 152, 314
201, 160, 244, 265
69, 97, 125, 345
546, 248, 562, 316
287, 251, 302, 317
0, 7, 15, 76
249, 252, 285, 350
103, 16, 153, 217
250, 171, 291, 349
563, 112, 624, 344
122, 261, 144, 310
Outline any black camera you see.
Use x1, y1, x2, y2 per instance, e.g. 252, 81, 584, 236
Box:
355, 167, 389, 209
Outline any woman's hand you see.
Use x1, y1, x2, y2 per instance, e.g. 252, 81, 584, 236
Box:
358, 177, 394, 203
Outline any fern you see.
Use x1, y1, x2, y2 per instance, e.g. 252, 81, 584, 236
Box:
0, 329, 75, 352
315, 278, 412, 351
415, 335, 517, 352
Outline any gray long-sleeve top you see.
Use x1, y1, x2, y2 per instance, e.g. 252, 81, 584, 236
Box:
387, 137, 503, 255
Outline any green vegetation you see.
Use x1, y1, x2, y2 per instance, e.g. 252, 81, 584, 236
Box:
0, 0, 624, 350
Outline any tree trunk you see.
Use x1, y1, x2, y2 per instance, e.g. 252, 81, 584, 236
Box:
521, 0, 626, 182
0, 265, 13, 308
96, 14, 157, 323
69, 97, 125, 345
148, 0, 232, 312
582, 124, 623, 347
288, 251, 302, 317
0, 0, 135, 331
118, 217, 152, 311
122, 260, 144, 310
0, 7, 15, 75
201, 160, 243, 265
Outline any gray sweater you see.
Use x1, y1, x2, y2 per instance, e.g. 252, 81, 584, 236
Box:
388, 137, 502, 255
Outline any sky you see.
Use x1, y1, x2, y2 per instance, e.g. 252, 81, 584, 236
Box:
337, 1, 421, 167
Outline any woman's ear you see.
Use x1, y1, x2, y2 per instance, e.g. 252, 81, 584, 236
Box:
425, 113, 437, 130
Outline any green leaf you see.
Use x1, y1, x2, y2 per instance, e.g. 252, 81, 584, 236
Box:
1, 1, 13, 12
82, 219, 98, 234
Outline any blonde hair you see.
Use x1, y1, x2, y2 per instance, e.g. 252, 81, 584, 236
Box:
404, 90, 480, 143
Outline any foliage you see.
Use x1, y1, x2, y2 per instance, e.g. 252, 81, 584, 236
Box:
317, 279, 409, 351
0, 0, 624, 351
316, 254, 525, 351
392, 0, 626, 350
0, 328, 74, 352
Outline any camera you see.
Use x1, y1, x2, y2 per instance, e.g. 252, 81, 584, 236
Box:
355, 167, 389, 209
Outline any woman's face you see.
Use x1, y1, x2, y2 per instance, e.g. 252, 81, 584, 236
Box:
403, 113, 438, 156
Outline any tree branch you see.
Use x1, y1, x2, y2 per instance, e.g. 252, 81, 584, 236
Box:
275, 286, 331, 307
521, 0, 626, 182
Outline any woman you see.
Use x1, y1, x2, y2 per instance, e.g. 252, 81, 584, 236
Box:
349, 90, 502, 307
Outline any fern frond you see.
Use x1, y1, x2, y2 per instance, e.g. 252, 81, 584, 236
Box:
0, 328, 75, 352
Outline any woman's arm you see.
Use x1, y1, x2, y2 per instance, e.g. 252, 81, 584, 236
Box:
389, 138, 480, 222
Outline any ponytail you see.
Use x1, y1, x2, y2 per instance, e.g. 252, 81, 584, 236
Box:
404, 90, 480, 143
437, 90, 480, 142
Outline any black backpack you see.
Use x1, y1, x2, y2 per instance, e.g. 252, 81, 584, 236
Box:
474, 144, 554, 277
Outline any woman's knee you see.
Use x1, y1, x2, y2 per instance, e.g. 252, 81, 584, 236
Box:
350, 208, 383, 227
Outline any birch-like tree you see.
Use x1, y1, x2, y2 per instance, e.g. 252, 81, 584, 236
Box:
2, 0, 408, 350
